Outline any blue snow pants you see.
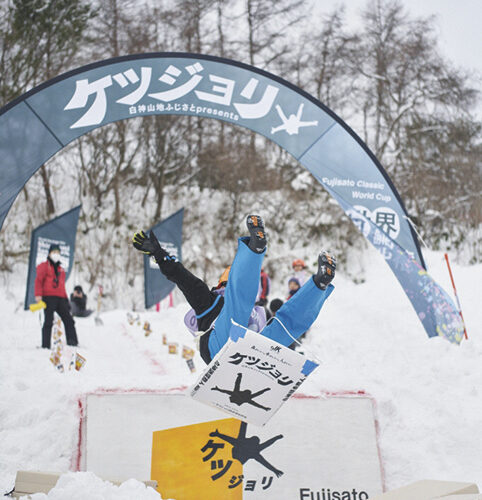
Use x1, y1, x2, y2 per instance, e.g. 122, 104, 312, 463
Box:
208, 237, 334, 359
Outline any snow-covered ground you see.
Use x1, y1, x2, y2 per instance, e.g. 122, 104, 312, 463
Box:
0, 246, 480, 497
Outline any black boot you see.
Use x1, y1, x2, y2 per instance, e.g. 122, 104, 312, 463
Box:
246, 215, 267, 253
313, 251, 336, 289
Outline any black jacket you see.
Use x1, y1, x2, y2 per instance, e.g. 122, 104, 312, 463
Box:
70, 293, 87, 311
155, 257, 223, 364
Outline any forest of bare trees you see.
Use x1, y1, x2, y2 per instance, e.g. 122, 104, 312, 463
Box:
0, 0, 480, 306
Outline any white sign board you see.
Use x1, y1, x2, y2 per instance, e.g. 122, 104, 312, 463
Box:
190, 324, 319, 426
82, 392, 383, 498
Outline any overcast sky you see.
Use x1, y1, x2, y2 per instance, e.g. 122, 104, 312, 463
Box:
315, 0, 482, 76
312, 0, 481, 117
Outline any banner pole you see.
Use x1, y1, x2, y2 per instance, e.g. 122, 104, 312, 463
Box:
444, 253, 468, 340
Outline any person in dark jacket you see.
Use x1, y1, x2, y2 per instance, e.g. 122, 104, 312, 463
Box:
132, 215, 336, 365
34, 244, 78, 348
70, 285, 93, 317
268, 298, 283, 319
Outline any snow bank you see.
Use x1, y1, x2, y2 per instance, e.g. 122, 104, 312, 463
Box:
24, 472, 161, 500
0, 245, 481, 496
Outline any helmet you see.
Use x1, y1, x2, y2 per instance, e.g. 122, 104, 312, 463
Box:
292, 259, 305, 269
217, 266, 231, 287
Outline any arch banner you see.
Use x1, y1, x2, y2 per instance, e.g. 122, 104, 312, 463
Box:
0, 53, 463, 342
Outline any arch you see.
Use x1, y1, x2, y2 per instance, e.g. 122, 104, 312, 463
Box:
0, 52, 423, 265
0, 52, 465, 342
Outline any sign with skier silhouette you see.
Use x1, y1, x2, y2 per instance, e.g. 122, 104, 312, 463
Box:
87, 393, 382, 499
190, 323, 318, 426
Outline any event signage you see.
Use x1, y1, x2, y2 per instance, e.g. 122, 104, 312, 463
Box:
143, 208, 184, 309
0, 52, 462, 341
84, 392, 383, 499
24, 206, 81, 309
327, 190, 465, 343
2, 54, 422, 264
190, 323, 318, 426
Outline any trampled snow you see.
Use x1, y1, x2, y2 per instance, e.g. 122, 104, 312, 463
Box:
0, 246, 480, 497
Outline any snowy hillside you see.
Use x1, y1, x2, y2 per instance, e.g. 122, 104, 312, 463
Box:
0, 245, 481, 497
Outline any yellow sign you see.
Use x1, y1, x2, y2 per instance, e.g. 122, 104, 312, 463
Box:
152, 418, 243, 500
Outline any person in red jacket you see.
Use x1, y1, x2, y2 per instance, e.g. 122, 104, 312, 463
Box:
256, 268, 270, 307
34, 244, 78, 349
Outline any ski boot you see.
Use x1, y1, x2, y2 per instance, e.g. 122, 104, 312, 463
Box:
246, 215, 267, 253
313, 251, 336, 289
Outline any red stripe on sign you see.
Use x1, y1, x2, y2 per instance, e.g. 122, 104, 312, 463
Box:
72, 398, 85, 472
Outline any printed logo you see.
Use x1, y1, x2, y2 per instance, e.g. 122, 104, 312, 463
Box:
204, 421, 284, 479
211, 373, 272, 412
151, 418, 283, 498
271, 103, 318, 135
64, 61, 318, 138
347, 205, 401, 240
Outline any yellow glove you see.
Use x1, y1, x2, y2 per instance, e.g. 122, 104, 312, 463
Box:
30, 300, 46, 312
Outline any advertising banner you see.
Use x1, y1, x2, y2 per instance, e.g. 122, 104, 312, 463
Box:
144, 208, 184, 309
3, 52, 460, 341
83, 392, 383, 499
1, 54, 423, 267
190, 324, 318, 426
324, 189, 465, 344
24, 206, 81, 309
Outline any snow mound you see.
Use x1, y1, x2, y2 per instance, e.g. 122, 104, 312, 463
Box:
1, 247, 480, 495
24, 471, 164, 500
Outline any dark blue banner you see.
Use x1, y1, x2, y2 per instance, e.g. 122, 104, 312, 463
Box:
144, 208, 184, 309
24, 206, 81, 310
324, 189, 464, 343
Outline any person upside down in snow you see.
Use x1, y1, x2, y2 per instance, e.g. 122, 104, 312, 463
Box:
132, 215, 336, 364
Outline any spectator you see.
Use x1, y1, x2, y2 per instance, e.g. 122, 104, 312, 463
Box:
291, 258, 310, 286
256, 267, 270, 307
287, 277, 301, 300
266, 297, 284, 321
34, 244, 78, 348
70, 285, 93, 317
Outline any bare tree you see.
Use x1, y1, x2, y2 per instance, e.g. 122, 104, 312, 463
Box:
346, 0, 480, 254
0, 0, 94, 217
